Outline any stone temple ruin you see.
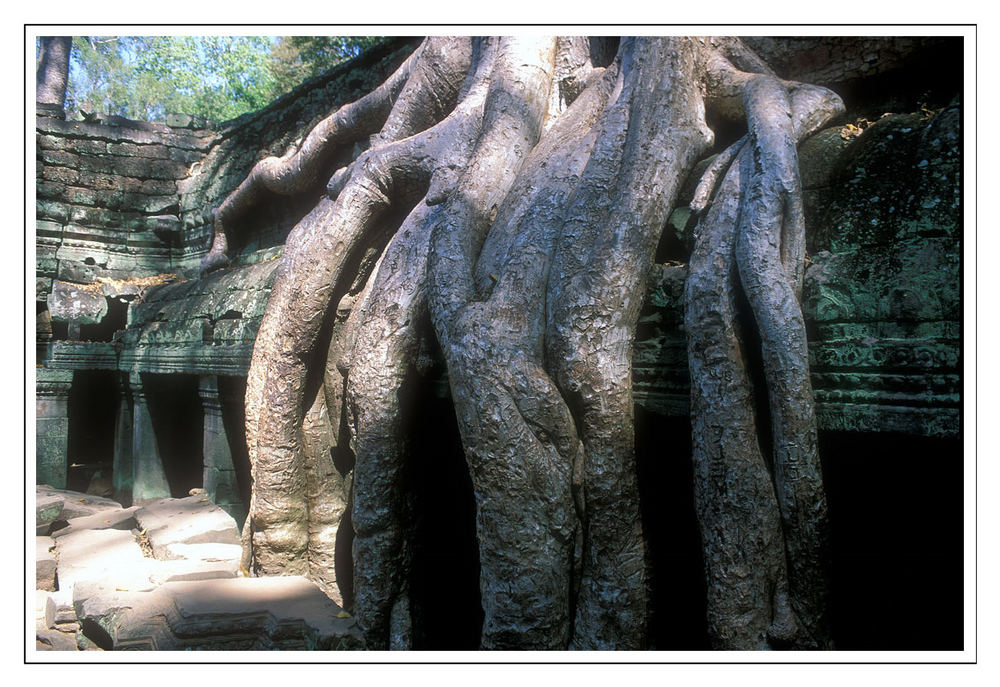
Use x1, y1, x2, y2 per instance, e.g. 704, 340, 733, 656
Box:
35, 37, 963, 650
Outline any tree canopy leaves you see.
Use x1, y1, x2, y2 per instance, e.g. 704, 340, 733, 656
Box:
62, 35, 382, 124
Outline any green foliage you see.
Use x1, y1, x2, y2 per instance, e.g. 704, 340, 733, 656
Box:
269, 36, 383, 90
63, 35, 382, 124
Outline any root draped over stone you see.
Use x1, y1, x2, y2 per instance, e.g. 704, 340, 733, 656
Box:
209, 35, 844, 650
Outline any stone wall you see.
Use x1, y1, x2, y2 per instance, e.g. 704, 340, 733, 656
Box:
35, 36, 962, 507
35, 39, 419, 498
636, 103, 962, 438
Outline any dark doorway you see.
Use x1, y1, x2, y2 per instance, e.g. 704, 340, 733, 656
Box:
143, 373, 204, 498
407, 372, 484, 650
66, 370, 118, 494
820, 430, 964, 650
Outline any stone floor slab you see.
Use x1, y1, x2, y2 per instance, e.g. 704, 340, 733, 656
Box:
135, 496, 240, 558
54, 527, 156, 592
37, 486, 124, 520
50, 506, 139, 539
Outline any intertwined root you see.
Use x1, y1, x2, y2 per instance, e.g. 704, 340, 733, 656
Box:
686, 71, 844, 649
215, 35, 842, 650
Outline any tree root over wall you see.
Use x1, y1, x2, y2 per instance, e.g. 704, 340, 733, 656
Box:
205, 36, 844, 650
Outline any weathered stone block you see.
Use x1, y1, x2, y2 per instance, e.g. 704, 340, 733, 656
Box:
814, 109, 960, 252
56, 260, 101, 285
35, 626, 79, 651
140, 178, 177, 195
39, 149, 80, 168
36, 219, 62, 239
93, 189, 125, 210
146, 214, 182, 235
134, 144, 172, 159
36, 277, 53, 301
50, 506, 139, 539
165, 113, 194, 128
68, 204, 120, 228
36, 494, 64, 527
163, 542, 243, 562
41, 165, 79, 185
105, 156, 189, 180
146, 559, 239, 585
80, 171, 144, 193
36, 180, 67, 200
74, 576, 361, 650
45, 590, 78, 628
37, 200, 70, 223
48, 280, 108, 325
125, 193, 178, 214
36, 116, 162, 145
68, 138, 109, 155
36, 486, 125, 520
107, 141, 141, 157
36, 371, 73, 489
37, 134, 64, 150
169, 147, 203, 164
162, 131, 215, 151
798, 127, 852, 190
75, 154, 115, 175
37, 536, 57, 591
65, 186, 97, 206
134, 496, 241, 559
55, 527, 154, 592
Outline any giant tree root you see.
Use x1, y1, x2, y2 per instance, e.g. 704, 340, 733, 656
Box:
213, 35, 844, 650
686, 72, 843, 649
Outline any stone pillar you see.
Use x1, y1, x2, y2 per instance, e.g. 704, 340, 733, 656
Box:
112, 373, 134, 506
36, 368, 73, 488
199, 375, 246, 526
129, 372, 170, 504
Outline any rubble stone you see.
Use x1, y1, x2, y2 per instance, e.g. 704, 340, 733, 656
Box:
45, 589, 78, 629
135, 495, 240, 558
37, 486, 124, 520
53, 527, 155, 592
76, 576, 361, 650
36, 537, 57, 591
50, 506, 138, 538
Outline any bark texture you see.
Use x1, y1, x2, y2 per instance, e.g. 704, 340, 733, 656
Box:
211, 35, 844, 650
36, 36, 71, 112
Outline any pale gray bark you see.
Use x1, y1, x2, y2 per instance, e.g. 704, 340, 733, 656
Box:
686, 65, 844, 649
217, 35, 844, 651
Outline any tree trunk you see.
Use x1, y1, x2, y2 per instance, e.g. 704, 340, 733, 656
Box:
36, 36, 71, 115
212, 35, 845, 650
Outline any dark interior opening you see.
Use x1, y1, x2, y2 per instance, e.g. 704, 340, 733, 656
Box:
142, 373, 204, 498
635, 406, 711, 649
634, 415, 964, 650
819, 430, 964, 650
375, 364, 963, 651
66, 370, 118, 494
50, 318, 68, 341
406, 353, 484, 649
825, 38, 964, 119
79, 297, 129, 342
